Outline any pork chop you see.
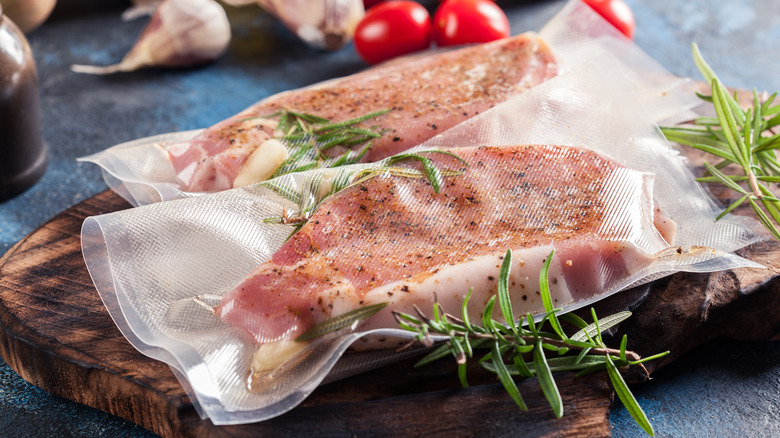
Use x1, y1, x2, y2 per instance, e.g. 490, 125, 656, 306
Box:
169, 34, 558, 192
216, 145, 672, 357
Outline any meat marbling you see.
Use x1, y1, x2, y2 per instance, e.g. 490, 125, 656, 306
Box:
216, 145, 674, 362
168, 34, 557, 192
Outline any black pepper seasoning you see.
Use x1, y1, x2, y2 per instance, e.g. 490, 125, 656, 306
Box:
0, 5, 46, 202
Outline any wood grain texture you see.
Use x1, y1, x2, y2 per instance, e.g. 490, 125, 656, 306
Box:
0, 191, 195, 438
0, 190, 614, 437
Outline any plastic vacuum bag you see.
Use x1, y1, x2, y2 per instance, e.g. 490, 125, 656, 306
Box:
80, 0, 763, 425
79, 31, 558, 206
79, 0, 697, 207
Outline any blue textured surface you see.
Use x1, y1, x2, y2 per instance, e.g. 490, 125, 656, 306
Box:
0, 0, 778, 436
610, 340, 780, 437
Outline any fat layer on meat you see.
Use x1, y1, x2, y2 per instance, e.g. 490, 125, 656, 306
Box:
216, 145, 673, 352
168, 34, 558, 192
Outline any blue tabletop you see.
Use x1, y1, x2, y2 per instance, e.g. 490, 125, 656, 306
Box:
0, 0, 778, 436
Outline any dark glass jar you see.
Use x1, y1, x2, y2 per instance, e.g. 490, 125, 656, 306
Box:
0, 4, 46, 202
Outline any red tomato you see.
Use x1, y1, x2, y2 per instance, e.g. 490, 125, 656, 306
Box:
432, 0, 510, 47
354, 1, 431, 65
582, 0, 635, 39
363, 0, 385, 8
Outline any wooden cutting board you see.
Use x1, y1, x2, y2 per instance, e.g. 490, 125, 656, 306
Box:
2, 87, 780, 436
0, 189, 616, 437
2, 188, 780, 438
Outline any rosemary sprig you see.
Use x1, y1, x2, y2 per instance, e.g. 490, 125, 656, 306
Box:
296, 302, 388, 342
660, 43, 780, 240
265, 109, 391, 179
393, 249, 668, 436
261, 150, 468, 233
293, 248, 666, 434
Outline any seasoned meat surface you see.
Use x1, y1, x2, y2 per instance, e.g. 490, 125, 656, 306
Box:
169, 34, 558, 192
217, 145, 669, 349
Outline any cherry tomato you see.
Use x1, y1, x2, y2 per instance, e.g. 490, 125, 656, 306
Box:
582, 0, 635, 39
354, 1, 431, 65
432, 0, 510, 47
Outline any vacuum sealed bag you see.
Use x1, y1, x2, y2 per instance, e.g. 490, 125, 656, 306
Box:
81, 0, 763, 425
79, 0, 695, 207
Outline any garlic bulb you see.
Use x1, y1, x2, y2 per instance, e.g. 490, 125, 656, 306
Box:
71, 0, 231, 75
0, 0, 56, 33
253, 0, 365, 51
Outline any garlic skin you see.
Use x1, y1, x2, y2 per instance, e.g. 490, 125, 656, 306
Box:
0, 0, 56, 33
71, 0, 231, 75
221, 0, 258, 6
255, 0, 365, 51
122, 0, 162, 21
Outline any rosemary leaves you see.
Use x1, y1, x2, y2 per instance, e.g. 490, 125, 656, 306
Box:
266, 109, 390, 179
394, 249, 667, 436
261, 150, 468, 233
296, 248, 667, 436
661, 43, 780, 240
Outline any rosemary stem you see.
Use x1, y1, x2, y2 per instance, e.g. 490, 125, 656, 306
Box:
576, 345, 641, 363
463, 331, 642, 362
406, 307, 644, 362
523, 335, 642, 362
386, 247, 663, 434
748, 171, 763, 199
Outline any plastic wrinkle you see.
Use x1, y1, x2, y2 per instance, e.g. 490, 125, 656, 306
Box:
78, 129, 203, 206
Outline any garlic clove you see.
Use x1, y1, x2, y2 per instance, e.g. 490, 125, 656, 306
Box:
71, 0, 231, 75
0, 0, 57, 34
233, 139, 290, 187
315, 168, 340, 201
255, 0, 365, 51
249, 340, 306, 382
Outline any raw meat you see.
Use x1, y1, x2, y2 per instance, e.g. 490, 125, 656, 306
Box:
168, 34, 557, 192
216, 145, 674, 355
